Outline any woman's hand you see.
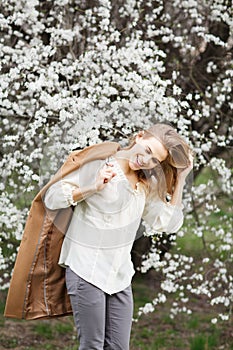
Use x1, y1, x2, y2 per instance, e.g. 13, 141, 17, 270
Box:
176, 153, 194, 183
170, 154, 194, 206
72, 163, 116, 203
95, 163, 116, 191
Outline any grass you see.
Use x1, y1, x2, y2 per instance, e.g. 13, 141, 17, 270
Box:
130, 283, 233, 349
32, 319, 74, 340
33, 322, 54, 340
189, 332, 220, 350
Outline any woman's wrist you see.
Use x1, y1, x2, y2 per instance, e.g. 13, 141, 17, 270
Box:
72, 184, 97, 202
176, 175, 186, 186
170, 176, 186, 207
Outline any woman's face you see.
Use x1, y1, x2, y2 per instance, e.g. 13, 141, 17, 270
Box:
128, 133, 168, 171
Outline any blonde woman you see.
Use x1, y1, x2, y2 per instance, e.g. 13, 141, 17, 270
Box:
43, 123, 193, 350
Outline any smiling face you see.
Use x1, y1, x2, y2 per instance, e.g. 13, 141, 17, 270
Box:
128, 133, 168, 171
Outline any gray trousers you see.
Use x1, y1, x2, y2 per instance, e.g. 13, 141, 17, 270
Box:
65, 267, 133, 350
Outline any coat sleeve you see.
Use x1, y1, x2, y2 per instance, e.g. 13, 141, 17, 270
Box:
142, 188, 184, 234
44, 159, 104, 210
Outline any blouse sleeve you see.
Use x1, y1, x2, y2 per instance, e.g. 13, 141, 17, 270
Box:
44, 159, 103, 210
142, 186, 184, 234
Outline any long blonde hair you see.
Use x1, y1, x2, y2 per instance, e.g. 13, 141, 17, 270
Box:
130, 123, 192, 202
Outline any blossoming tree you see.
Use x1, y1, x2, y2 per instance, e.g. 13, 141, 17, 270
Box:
0, 0, 232, 323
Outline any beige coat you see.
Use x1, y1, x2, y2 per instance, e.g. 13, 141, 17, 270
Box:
4, 142, 120, 320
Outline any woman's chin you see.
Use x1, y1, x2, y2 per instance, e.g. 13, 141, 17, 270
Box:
129, 161, 141, 171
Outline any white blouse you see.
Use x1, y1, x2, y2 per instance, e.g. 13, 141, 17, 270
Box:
44, 157, 183, 294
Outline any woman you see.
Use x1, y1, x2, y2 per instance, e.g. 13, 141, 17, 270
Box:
44, 123, 193, 350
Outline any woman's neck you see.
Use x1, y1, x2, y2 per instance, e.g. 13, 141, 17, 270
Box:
114, 150, 134, 175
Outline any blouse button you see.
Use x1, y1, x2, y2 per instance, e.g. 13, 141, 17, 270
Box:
104, 215, 111, 223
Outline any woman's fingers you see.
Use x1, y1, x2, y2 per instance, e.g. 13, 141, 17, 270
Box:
99, 164, 116, 185
103, 169, 116, 183
177, 154, 194, 180
95, 163, 117, 191
189, 153, 194, 165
